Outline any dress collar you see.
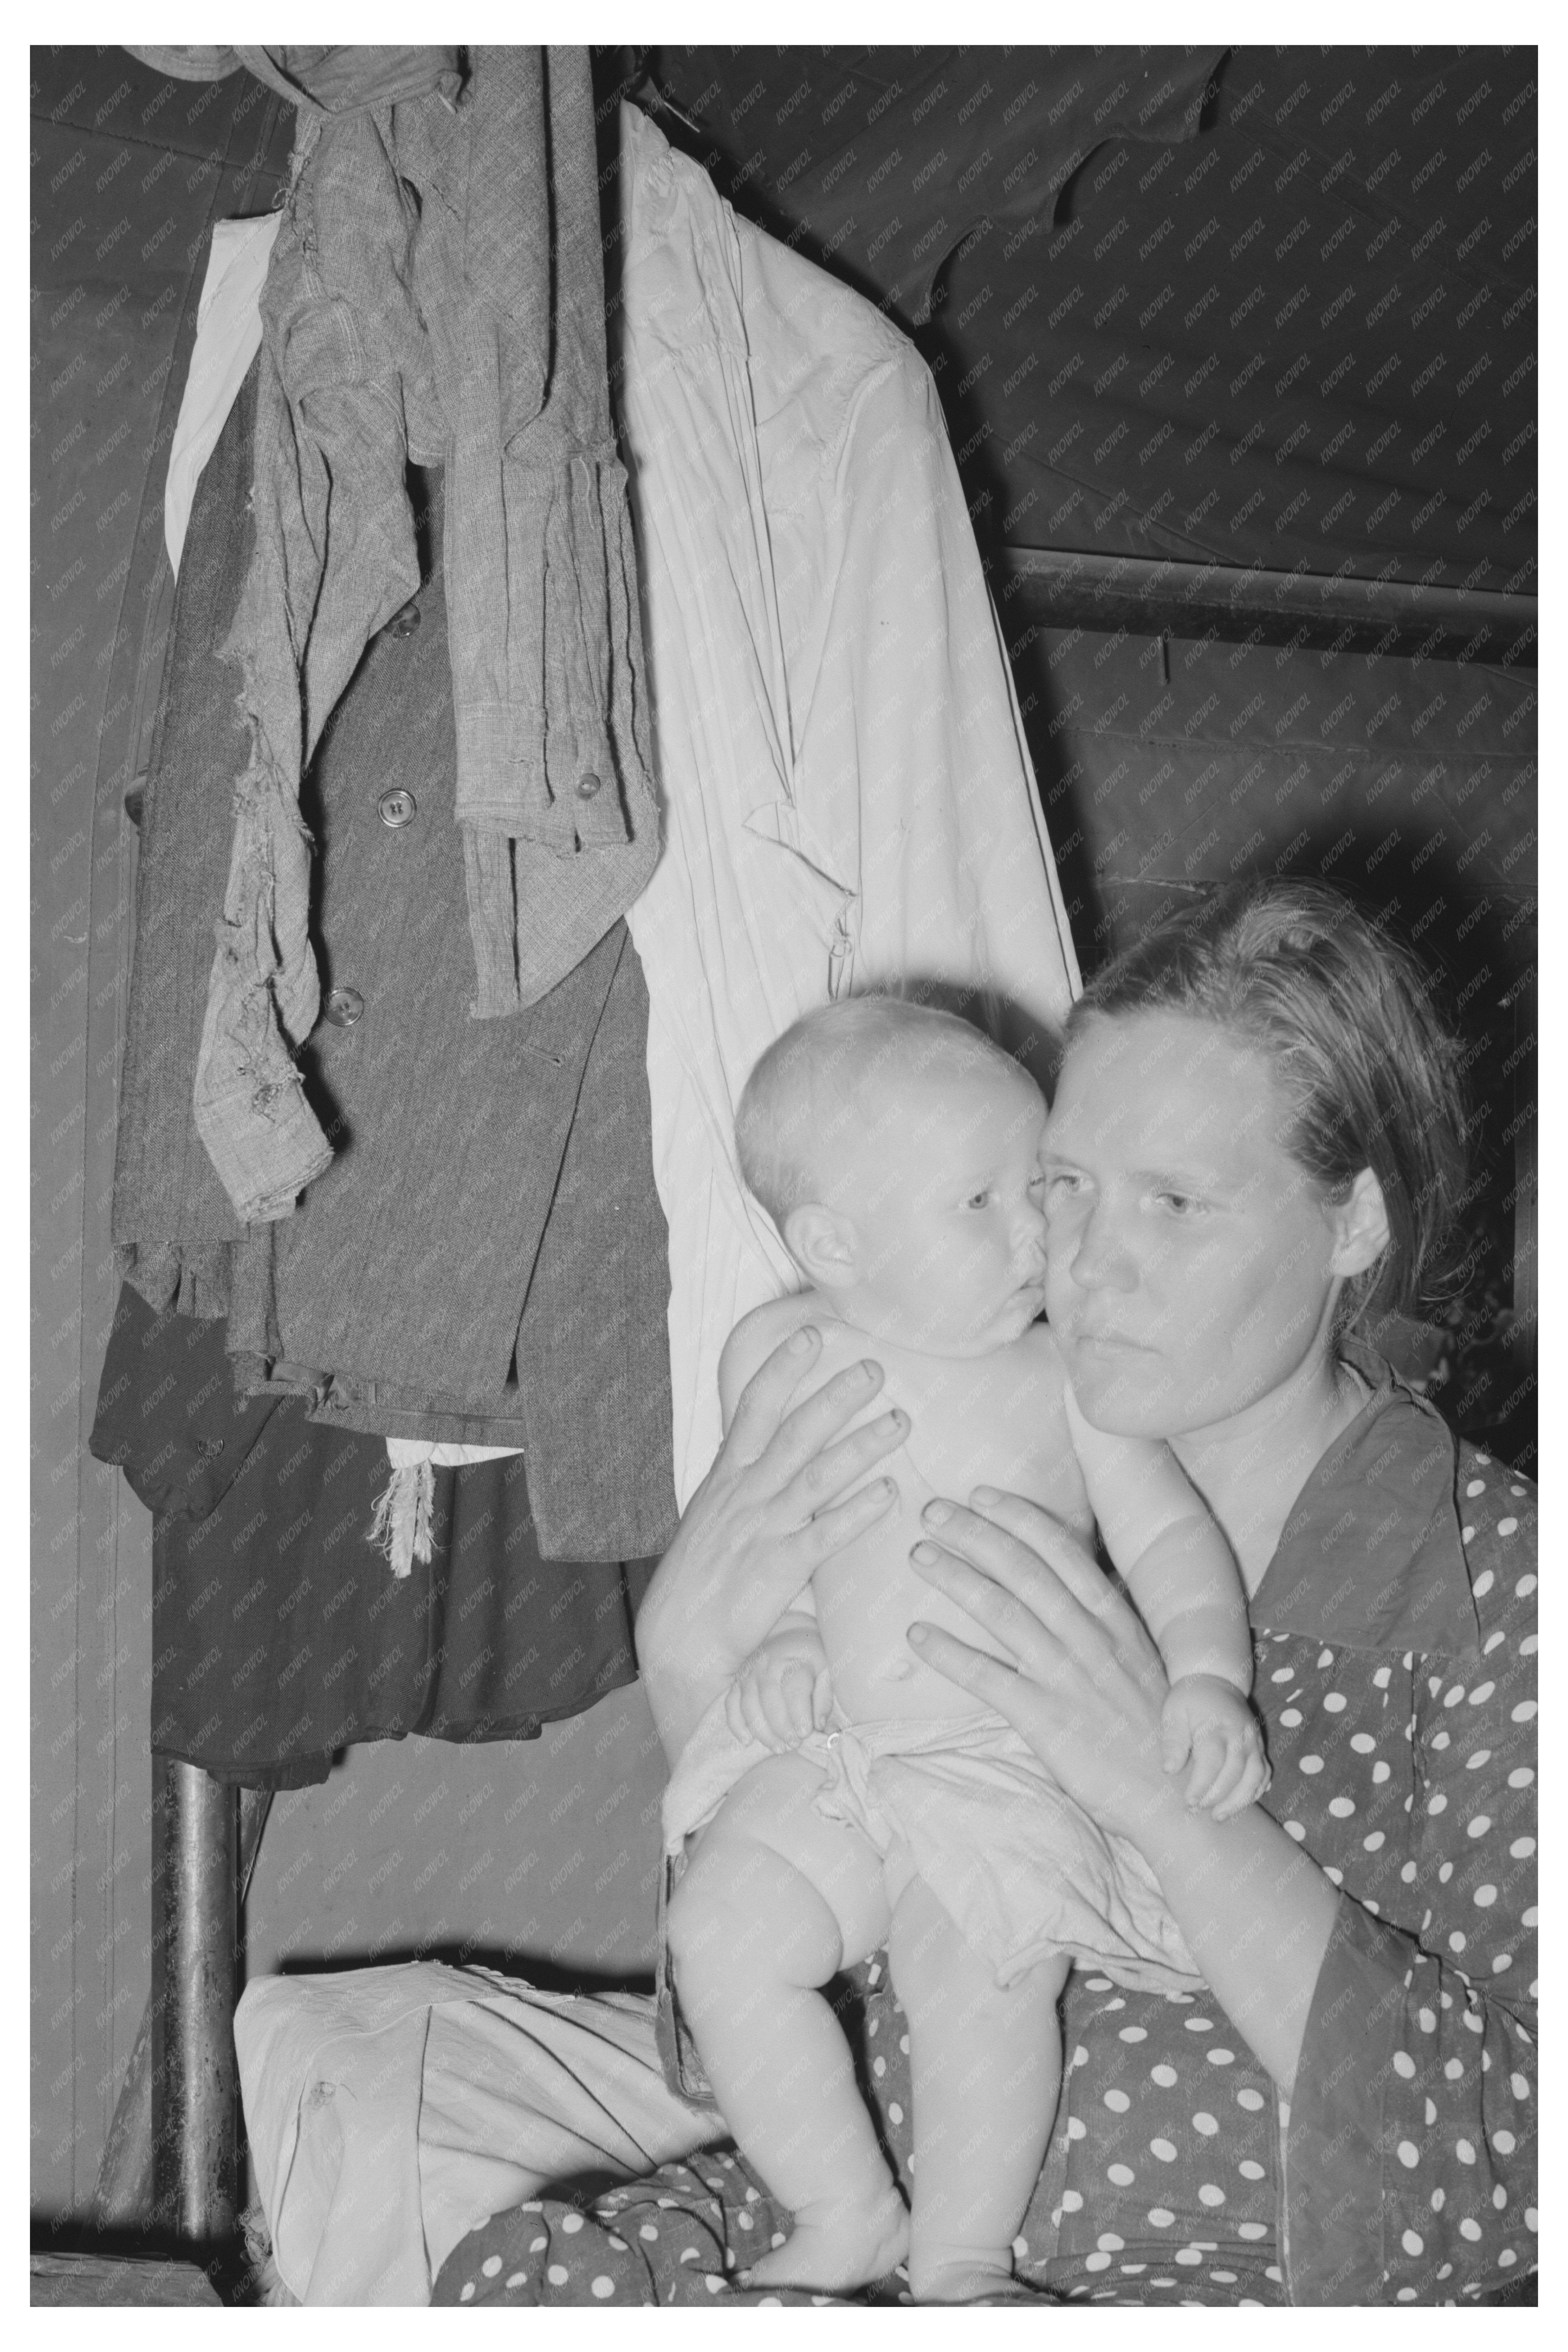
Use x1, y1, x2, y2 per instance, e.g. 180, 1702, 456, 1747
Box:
1248, 1342, 1484, 1658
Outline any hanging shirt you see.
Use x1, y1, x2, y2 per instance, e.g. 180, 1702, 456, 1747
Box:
615, 104, 1081, 1502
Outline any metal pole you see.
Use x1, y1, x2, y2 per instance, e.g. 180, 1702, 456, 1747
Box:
151, 1757, 239, 2244
997, 543, 1538, 665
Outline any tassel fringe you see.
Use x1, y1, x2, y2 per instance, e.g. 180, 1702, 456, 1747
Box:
366, 1459, 435, 1579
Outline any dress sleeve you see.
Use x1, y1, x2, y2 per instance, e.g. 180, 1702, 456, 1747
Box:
1282, 1476, 1537, 2303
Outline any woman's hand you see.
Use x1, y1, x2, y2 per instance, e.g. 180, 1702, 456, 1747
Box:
908, 1486, 1341, 2093
636, 1328, 904, 1764
906, 1487, 1184, 1846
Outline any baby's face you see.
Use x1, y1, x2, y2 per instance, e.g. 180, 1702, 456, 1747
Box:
835, 1058, 1051, 1354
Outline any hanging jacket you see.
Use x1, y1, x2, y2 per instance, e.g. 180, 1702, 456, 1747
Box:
112, 361, 677, 1563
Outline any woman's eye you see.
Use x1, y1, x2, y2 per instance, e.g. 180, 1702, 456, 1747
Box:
963, 1189, 991, 1210
1155, 1190, 1203, 1217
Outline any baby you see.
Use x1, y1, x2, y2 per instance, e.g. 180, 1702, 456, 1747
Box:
661, 999, 1267, 2302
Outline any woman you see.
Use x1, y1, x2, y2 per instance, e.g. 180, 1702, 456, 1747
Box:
256, 882, 1537, 2305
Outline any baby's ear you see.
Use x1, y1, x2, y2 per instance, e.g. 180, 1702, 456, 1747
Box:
783, 1202, 860, 1288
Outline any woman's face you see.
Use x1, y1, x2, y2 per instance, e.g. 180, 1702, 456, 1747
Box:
1042, 1008, 1350, 1439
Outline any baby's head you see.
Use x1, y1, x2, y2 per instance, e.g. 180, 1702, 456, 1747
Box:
736, 997, 1050, 1355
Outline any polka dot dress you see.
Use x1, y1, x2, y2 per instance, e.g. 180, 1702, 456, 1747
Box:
434, 1407, 1535, 2309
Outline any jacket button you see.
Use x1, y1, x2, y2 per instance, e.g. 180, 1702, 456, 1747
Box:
323, 986, 365, 1028
386, 601, 421, 638
576, 771, 602, 800
378, 788, 417, 829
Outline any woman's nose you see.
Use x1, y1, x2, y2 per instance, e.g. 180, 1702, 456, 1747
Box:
1060, 1199, 1136, 1291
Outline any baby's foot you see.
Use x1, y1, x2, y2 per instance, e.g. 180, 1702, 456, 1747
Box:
744, 2190, 910, 2293
909, 2253, 1022, 2304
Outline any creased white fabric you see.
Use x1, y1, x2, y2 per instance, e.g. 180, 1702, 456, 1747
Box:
617, 105, 1080, 1505
164, 211, 282, 579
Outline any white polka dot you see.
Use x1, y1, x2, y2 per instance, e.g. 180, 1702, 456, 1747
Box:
1183, 2017, 1214, 2031
1067, 2116, 1086, 2141
1402, 2229, 1424, 2257
1084, 2251, 1112, 2272
1150, 2063, 1178, 2087
1012, 2237, 1029, 2259
1497, 1517, 1518, 1536
1061, 2190, 1084, 2213
1373, 1666, 1392, 1689
1457, 2139, 1476, 2164
1175, 2248, 1203, 2265
887, 2102, 903, 2124
1103, 2088, 1130, 2112
1278, 1709, 1302, 1729
1298, 1754, 1324, 1775
1362, 1830, 1386, 1851
1192, 2111, 1218, 2135
590, 2277, 615, 2299
1493, 2128, 1516, 2155
1521, 1904, 1538, 1926
1236, 2088, 1265, 2111
459, 2282, 475, 2301
1270, 1666, 1295, 1682
1473, 1883, 1497, 1907
1238, 2158, 1266, 2180
638, 2224, 658, 2241
1317, 1648, 1335, 1668
1207, 2049, 1235, 2066
1397, 2140, 1420, 2168
1515, 1575, 1536, 1596
1509, 1835, 1535, 1859
1428, 1793, 1448, 1815
545, 2264, 569, 2286
1284, 1820, 1306, 1841
1511, 1700, 1537, 1723
1323, 1692, 1348, 1713
1425, 2099, 1437, 2125
1467, 1682, 1495, 1706
1492, 1953, 1513, 1974
1396, 2287, 1417, 2301
1324, 1867, 1343, 1885
505, 2273, 526, 2291
1402, 1860, 1418, 1882
1518, 1633, 1538, 1656
1430, 2188, 1445, 2212
1417, 2006, 1437, 2033
1493, 2185, 1508, 2211
1119, 2025, 1148, 2042
1350, 1732, 1377, 1754
1449, 1931, 1467, 1952
1442, 1684, 1466, 1707
1498, 2251, 1517, 2270
1237, 2222, 1270, 2240
1466, 1750, 1492, 1770
1462, 1528, 1475, 1545
1466, 1479, 1485, 1498
1459, 2218, 1482, 2242
561, 2212, 583, 2234
1107, 2165, 1135, 2186
1147, 2208, 1175, 2227
1150, 2138, 1177, 2161
1526, 2208, 1538, 2231
482, 2256, 502, 2277
531, 2236, 549, 2253
1472, 1570, 1495, 1598
1372, 1762, 1392, 1784
1198, 2184, 1226, 2207
1392, 2049, 1416, 2078
1096, 2232, 1125, 2253
1328, 1796, 1356, 1818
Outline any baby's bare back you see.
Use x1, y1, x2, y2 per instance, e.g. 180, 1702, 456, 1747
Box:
759, 1302, 1093, 1722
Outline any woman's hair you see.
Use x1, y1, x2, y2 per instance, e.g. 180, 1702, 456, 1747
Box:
1068, 880, 1472, 1328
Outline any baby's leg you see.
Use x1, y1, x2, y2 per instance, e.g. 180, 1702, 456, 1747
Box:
666, 1751, 908, 2291
889, 1872, 1068, 2303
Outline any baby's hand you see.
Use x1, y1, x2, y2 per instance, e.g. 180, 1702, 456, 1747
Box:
1160, 1674, 1270, 1821
724, 1619, 832, 1752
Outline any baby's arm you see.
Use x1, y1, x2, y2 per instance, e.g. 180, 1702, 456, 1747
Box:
1066, 1388, 1267, 1819
715, 1305, 832, 1750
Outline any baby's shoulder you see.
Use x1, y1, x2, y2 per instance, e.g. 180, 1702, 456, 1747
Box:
719, 1291, 850, 1417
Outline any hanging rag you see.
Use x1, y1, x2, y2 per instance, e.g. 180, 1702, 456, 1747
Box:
144, 47, 660, 1225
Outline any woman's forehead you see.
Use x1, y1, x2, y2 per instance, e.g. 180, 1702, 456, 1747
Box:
1052, 1010, 1289, 1154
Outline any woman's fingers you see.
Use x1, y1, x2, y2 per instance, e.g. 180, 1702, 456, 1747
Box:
909, 1508, 1117, 1681
721, 1324, 827, 1469
904, 1620, 1027, 1712
968, 1488, 1130, 1629
751, 1353, 891, 1495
